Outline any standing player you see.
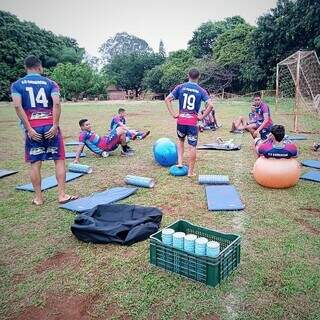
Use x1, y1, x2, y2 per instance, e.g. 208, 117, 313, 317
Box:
165, 68, 214, 177
11, 56, 77, 205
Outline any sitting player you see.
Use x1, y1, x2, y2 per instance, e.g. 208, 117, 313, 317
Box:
249, 93, 273, 140
255, 124, 298, 159
74, 119, 133, 163
110, 108, 150, 141
230, 105, 258, 133
199, 109, 220, 132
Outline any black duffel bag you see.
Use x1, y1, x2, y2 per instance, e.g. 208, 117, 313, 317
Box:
71, 203, 162, 245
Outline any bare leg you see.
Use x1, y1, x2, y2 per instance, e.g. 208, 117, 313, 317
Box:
246, 123, 257, 137
30, 161, 43, 205
177, 138, 185, 167
55, 159, 70, 202
188, 145, 197, 176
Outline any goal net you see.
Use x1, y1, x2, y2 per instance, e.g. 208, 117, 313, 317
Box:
276, 50, 320, 132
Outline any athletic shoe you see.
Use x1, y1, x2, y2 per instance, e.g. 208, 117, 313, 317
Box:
140, 130, 150, 140
101, 151, 109, 158
121, 150, 135, 157
312, 143, 320, 151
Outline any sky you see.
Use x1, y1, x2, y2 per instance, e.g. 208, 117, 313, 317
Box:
1, 0, 277, 57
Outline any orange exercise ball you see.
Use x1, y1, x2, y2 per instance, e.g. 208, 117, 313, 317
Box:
253, 157, 301, 189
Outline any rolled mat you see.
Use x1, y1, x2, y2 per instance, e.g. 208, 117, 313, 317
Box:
68, 163, 93, 174
198, 175, 230, 185
124, 175, 155, 188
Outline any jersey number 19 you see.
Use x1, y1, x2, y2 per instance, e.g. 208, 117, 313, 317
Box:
182, 93, 196, 111
26, 87, 48, 108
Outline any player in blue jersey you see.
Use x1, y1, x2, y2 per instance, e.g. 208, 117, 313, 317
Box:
165, 68, 214, 176
11, 56, 77, 205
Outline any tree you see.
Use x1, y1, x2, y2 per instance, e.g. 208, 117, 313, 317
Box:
0, 11, 84, 100
99, 32, 153, 63
213, 23, 263, 92
252, 0, 320, 88
159, 40, 166, 57
142, 65, 166, 93
50, 63, 95, 99
188, 16, 246, 58
104, 53, 164, 97
160, 50, 195, 91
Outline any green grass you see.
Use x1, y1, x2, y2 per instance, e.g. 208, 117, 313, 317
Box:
0, 99, 319, 320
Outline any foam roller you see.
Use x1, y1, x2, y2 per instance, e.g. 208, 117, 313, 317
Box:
124, 175, 155, 188
198, 175, 229, 185
68, 163, 93, 174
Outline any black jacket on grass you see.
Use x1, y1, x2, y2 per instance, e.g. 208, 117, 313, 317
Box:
71, 204, 162, 245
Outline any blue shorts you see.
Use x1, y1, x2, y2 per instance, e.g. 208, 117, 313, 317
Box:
25, 125, 65, 163
177, 124, 198, 147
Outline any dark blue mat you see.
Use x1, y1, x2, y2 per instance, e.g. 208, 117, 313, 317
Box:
301, 160, 320, 169
300, 171, 320, 183
65, 152, 86, 159
0, 169, 18, 179
16, 172, 84, 191
60, 187, 138, 212
205, 185, 245, 211
65, 141, 80, 146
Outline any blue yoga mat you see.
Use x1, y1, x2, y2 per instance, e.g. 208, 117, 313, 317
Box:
65, 152, 86, 159
16, 172, 84, 191
60, 187, 138, 212
300, 171, 320, 183
65, 141, 80, 146
286, 135, 307, 141
301, 160, 320, 169
205, 185, 245, 211
0, 169, 18, 179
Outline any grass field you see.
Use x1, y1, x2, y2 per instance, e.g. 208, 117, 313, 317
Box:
0, 99, 319, 320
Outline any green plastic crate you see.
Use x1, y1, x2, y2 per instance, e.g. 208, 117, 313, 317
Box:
149, 220, 241, 287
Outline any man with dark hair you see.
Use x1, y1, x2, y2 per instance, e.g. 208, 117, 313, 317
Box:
248, 93, 273, 140
74, 118, 132, 163
165, 68, 214, 176
255, 124, 298, 158
11, 55, 77, 205
109, 107, 150, 141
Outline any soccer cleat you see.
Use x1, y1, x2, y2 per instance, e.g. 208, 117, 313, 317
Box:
141, 130, 150, 140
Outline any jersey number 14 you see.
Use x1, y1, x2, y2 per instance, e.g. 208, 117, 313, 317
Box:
26, 87, 48, 107
182, 93, 196, 111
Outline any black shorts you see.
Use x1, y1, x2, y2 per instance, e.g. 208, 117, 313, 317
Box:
176, 124, 198, 146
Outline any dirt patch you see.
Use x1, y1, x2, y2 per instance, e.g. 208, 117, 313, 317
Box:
35, 250, 82, 273
299, 207, 320, 218
160, 205, 175, 215
11, 273, 27, 285
294, 218, 320, 235
11, 293, 98, 320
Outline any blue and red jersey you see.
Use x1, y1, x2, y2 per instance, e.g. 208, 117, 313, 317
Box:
79, 130, 120, 153
11, 73, 60, 128
257, 140, 298, 159
110, 115, 126, 130
169, 82, 210, 126
255, 102, 273, 128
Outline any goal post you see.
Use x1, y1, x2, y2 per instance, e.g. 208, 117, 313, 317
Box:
276, 50, 320, 132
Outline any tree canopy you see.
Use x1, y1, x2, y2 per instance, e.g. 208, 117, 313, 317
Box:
99, 32, 153, 63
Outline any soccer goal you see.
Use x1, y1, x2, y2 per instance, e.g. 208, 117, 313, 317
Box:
276, 50, 320, 132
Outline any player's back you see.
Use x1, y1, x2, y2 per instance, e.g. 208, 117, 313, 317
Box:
11, 73, 59, 127
176, 82, 208, 114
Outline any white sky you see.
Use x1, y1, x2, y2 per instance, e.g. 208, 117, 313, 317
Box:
0, 0, 277, 57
